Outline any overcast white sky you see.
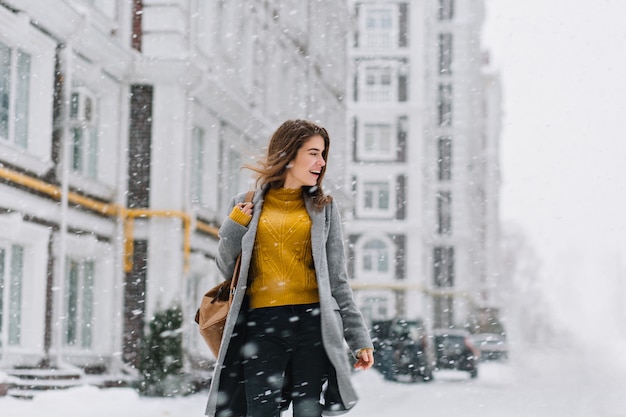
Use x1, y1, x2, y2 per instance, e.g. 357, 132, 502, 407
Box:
482, 0, 626, 335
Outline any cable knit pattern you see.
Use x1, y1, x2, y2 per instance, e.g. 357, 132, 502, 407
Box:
247, 188, 319, 308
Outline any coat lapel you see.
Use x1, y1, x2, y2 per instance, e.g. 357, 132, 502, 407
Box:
305, 198, 327, 286
241, 189, 264, 250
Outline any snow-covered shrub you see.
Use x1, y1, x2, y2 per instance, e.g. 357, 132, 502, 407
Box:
138, 305, 192, 397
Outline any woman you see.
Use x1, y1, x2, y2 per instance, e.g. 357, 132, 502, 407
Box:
205, 120, 374, 417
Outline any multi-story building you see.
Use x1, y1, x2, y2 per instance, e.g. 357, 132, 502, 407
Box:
345, 0, 425, 322
346, 0, 502, 330
0, 0, 349, 386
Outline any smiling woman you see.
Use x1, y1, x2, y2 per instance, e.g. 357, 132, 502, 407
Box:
204, 120, 375, 417
283, 135, 326, 189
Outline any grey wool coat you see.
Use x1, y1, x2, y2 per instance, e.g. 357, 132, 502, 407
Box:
205, 187, 373, 417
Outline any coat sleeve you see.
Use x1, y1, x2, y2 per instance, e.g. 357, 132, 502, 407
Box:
325, 200, 374, 354
216, 194, 249, 281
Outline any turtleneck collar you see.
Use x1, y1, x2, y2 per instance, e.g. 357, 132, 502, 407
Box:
266, 187, 304, 202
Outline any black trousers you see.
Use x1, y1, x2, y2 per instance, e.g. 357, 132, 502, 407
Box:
243, 303, 330, 417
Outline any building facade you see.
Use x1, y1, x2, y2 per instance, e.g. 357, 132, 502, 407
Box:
346, 0, 502, 330
0, 0, 349, 383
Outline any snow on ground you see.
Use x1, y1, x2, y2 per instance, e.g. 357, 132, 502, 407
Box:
350, 345, 626, 417
2, 343, 625, 417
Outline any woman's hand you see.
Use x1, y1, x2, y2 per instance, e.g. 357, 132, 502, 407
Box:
353, 348, 374, 370
236, 201, 254, 216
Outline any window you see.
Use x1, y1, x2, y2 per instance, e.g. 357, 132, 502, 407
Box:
438, 0, 454, 21
65, 258, 95, 348
398, 3, 409, 47
356, 60, 406, 103
433, 246, 454, 287
359, 178, 396, 219
0, 41, 30, 148
364, 65, 393, 102
0, 244, 24, 347
438, 84, 453, 127
362, 239, 390, 273
433, 245, 454, 327
433, 243, 454, 327
438, 33, 453, 75
363, 123, 392, 155
0, 13, 55, 175
70, 88, 98, 179
363, 7, 395, 49
437, 137, 452, 180
360, 295, 389, 322
191, 127, 205, 205
434, 295, 453, 329
436, 191, 452, 235
363, 181, 390, 212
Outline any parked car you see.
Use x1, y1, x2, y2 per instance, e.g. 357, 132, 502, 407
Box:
433, 329, 479, 378
472, 333, 509, 361
370, 319, 434, 382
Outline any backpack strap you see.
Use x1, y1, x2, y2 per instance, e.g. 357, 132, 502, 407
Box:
244, 190, 255, 204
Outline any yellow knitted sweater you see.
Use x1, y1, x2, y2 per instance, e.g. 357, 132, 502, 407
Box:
228, 188, 320, 309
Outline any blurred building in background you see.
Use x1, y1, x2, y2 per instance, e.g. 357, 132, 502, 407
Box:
0, 0, 501, 392
345, 0, 503, 332
0, 0, 349, 391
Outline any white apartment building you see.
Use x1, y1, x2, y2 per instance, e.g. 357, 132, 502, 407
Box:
346, 0, 502, 330
0, 0, 349, 385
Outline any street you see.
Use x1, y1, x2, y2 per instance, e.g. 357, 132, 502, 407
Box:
347, 342, 626, 417
3, 341, 625, 417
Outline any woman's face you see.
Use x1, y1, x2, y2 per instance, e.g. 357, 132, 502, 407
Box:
283, 134, 326, 189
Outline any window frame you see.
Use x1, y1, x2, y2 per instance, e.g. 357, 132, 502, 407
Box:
64, 257, 95, 349
437, 83, 453, 127
189, 105, 220, 217
358, 119, 396, 161
0, 244, 25, 348
436, 190, 452, 235
69, 86, 99, 180
359, 61, 398, 102
360, 4, 399, 50
0, 9, 56, 176
355, 234, 395, 282
433, 246, 455, 287
362, 238, 390, 274
438, 0, 455, 21
59, 233, 115, 356
63, 52, 122, 200
438, 33, 453, 75
437, 137, 452, 181
358, 178, 395, 219
357, 293, 391, 322
0, 215, 50, 360
0, 44, 30, 149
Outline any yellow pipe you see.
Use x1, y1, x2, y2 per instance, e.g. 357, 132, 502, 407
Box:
124, 216, 135, 273
124, 210, 192, 273
195, 220, 219, 237
0, 167, 119, 216
0, 166, 210, 274
70, 192, 118, 216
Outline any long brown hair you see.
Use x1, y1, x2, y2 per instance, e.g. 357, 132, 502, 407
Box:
244, 119, 332, 210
